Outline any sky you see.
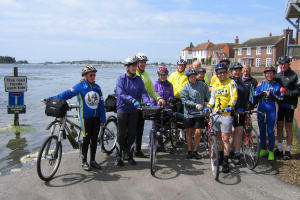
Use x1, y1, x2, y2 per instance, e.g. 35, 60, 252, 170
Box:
0, 0, 293, 63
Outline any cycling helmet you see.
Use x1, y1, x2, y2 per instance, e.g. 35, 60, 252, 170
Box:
124, 57, 138, 66
219, 58, 230, 66
82, 65, 97, 76
278, 55, 290, 64
197, 68, 206, 73
157, 66, 169, 75
229, 62, 243, 70
185, 69, 198, 77
177, 59, 187, 65
215, 63, 227, 72
135, 53, 148, 61
263, 66, 276, 73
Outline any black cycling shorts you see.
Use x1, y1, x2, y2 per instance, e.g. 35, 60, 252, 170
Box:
184, 117, 205, 129
277, 107, 295, 123
233, 113, 246, 127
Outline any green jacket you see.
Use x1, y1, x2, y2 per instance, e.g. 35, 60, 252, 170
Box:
136, 70, 161, 101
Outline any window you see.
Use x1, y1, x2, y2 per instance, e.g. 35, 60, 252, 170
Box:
256, 58, 261, 67
267, 46, 272, 54
188, 50, 192, 54
238, 48, 242, 55
266, 58, 272, 66
247, 47, 251, 55
256, 47, 261, 55
238, 58, 241, 63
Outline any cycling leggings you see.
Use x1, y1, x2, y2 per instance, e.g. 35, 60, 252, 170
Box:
117, 112, 138, 158
135, 110, 145, 152
82, 117, 100, 162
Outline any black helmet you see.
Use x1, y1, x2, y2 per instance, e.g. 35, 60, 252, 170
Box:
229, 62, 243, 70
215, 63, 227, 72
124, 57, 138, 66
197, 68, 206, 73
219, 58, 230, 66
278, 56, 290, 64
185, 69, 198, 77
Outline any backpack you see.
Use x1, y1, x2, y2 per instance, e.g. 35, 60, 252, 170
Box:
45, 97, 69, 117
104, 94, 117, 112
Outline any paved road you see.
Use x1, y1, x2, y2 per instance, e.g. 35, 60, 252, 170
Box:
0, 148, 300, 200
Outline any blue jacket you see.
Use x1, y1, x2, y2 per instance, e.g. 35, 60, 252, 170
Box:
46, 80, 106, 123
116, 73, 150, 113
181, 80, 210, 118
255, 80, 283, 106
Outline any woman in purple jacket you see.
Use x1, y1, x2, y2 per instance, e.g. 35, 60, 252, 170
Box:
115, 57, 150, 167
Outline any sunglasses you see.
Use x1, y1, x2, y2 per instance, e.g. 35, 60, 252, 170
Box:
88, 74, 96, 77
216, 71, 227, 75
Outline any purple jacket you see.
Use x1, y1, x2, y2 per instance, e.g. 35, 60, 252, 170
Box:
116, 73, 150, 112
150, 80, 174, 106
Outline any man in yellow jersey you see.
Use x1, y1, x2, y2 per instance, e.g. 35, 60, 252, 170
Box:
204, 62, 237, 173
168, 59, 188, 141
209, 59, 230, 91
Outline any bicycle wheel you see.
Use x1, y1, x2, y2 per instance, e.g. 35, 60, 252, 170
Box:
150, 130, 157, 176
101, 117, 118, 154
243, 126, 260, 170
209, 135, 219, 180
37, 135, 62, 181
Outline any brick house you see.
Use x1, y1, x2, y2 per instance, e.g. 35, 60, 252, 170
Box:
234, 30, 295, 67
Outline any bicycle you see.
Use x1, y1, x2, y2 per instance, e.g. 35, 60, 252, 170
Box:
139, 105, 176, 176
37, 102, 117, 181
237, 109, 265, 170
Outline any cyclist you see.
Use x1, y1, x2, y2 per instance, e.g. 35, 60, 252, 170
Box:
181, 69, 210, 159
204, 62, 237, 173
255, 66, 283, 161
192, 60, 209, 86
45, 65, 106, 171
115, 57, 151, 166
274, 56, 300, 160
229, 62, 249, 165
135, 53, 165, 158
241, 65, 258, 106
168, 59, 188, 140
149, 66, 174, 151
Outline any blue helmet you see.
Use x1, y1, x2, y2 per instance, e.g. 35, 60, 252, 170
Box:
185, 69, 198, 77
215, 63, 227, 72
278, 55, 290, 64
177, 59, 187, 65
197, 67, 206, 73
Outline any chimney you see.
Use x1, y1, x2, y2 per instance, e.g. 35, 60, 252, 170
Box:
269, 32, 272, 37
208, 40, 210, 43
283, 28, 294, 55
235, 36, 239, 44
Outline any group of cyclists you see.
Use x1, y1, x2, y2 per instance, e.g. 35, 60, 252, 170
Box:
45, 53, 300, 173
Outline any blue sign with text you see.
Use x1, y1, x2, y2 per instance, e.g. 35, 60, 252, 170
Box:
8, 92, 24, 106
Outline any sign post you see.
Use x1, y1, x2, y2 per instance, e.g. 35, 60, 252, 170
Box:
4, 67, 27, 126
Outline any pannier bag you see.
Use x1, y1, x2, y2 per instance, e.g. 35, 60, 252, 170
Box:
104, 94, 117, 112
45, 97, 69, 117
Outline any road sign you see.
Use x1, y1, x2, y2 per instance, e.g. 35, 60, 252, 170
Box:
7, 105, 26, 114
9, 92, 24, 106
4, 76, 27, 92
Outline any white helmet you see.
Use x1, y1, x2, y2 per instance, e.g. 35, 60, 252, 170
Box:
124, 57, 138, 66
135, 53, 148, 61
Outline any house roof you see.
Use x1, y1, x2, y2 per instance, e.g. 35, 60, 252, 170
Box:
235, 35, 283, 48
211, 43, 238, 50
183, 42, 195, 51
194, 41, 214, 50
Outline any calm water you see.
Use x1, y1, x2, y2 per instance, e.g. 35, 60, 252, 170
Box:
0, 64, 177, 175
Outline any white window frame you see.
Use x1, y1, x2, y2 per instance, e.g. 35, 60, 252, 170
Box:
247, 47, 251, 55
256, 47, 261, 55
256, 58, 261, 67
188, 50, 192, 54
267, 46, 272, 54
266, 58, 272, 66
238, 48, 242, 55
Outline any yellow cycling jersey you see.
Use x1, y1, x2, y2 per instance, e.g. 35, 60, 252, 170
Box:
209, 74, 218, 87
207, 77, 238, 116
168, 70, 188, 98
